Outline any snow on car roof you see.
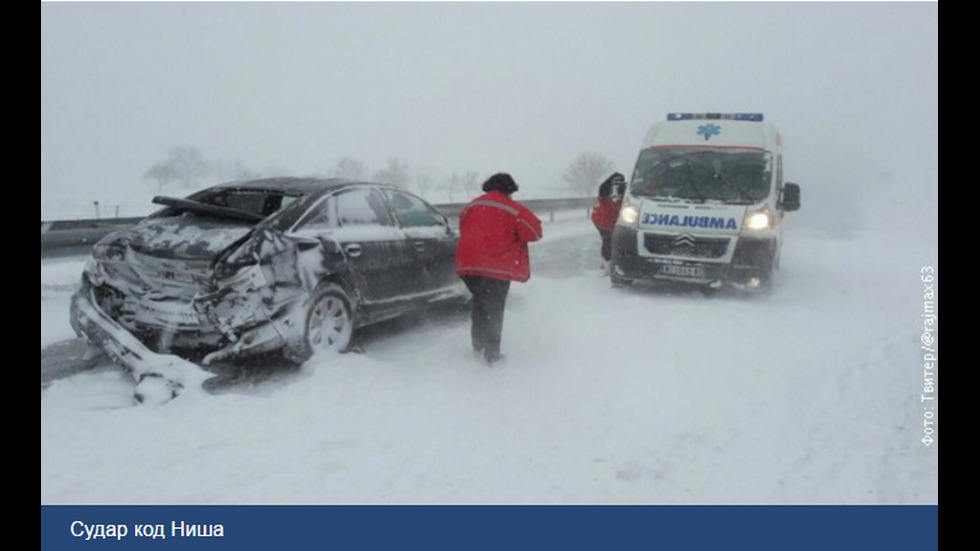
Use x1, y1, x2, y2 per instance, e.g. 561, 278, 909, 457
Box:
210, 177, 374, 195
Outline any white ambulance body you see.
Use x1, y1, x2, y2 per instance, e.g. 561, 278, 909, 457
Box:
611, 113, 801, 291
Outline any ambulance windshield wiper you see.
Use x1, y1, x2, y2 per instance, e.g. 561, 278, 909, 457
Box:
713, 173, 754, 204
682, 161, 709, 203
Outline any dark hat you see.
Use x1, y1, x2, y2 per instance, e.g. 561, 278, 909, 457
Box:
482, 173, 519, 195
598, 172, 626, 198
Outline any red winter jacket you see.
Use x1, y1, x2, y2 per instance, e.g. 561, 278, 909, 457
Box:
591, 196, 622, 232
454, 191, 543, 282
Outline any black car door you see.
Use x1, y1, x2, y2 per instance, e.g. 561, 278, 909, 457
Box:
382, 189, 458, 295
332, 187, 412, 307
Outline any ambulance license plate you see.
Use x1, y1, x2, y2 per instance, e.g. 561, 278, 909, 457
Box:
659, 264, 705, 278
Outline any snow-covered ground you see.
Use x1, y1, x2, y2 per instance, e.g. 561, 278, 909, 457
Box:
40, 200, 938, 505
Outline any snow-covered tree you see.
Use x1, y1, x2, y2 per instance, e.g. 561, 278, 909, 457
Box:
444, 170, 480, 202
331, 156, 369, 180
562, 152, 614, 196
373, 158, 410, 188
144, 147, 216, 193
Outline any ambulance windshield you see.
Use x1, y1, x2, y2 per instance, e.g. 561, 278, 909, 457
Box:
630, 149, 772, 204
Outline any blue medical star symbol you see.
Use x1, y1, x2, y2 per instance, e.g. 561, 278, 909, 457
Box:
697, 123, 721, 141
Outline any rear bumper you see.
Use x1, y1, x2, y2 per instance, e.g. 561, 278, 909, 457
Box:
70, 281, 289, 368
70, 285, 174, 376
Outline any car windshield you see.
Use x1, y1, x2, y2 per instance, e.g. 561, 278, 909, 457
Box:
629, 148, 772, 204
153, 188, 301, 224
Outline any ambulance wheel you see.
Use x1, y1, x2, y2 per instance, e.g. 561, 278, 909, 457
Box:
755, 257, 776, 293
611, 273, 633, 288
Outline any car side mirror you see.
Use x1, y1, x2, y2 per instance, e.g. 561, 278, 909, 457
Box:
781, 183, 801, 212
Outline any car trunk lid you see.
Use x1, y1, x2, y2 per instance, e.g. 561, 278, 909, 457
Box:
127, 216, 254, 261
108, 216, 256, 301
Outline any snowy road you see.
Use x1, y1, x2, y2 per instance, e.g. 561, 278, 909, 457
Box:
41, 208, 938, 505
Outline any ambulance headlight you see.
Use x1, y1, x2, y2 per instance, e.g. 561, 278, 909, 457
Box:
618, 202, 639, 226
744, 210, 772, 231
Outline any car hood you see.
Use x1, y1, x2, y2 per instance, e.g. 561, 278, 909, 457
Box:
124, 216, 253, 261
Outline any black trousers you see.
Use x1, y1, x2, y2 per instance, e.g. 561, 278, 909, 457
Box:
462, 275, 511, 359
598, 229, 613, 261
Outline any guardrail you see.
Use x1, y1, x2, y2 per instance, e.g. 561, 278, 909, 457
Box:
41, 218, 144, 250
41, 197, 594, 257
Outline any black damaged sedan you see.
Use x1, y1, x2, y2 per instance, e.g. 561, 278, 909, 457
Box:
71, 178, 466, 371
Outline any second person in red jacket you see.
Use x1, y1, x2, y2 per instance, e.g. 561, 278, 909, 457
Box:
455, 173, 543, 365
591, 172, 626, 270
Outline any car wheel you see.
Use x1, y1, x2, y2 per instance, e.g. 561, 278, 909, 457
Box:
290, 284, 354, 362
610, 272, 633, 288
758, 266, 775, 293
753, 255, 776, 294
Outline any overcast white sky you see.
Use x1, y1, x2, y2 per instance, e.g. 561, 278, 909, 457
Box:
41, 1, 938, 204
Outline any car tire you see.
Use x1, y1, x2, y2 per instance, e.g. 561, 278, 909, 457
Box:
610, 272, 633, 288
754, 254, 776, 294
288, 284, 354, 363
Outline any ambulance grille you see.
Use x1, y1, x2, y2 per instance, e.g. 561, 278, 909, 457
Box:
643, 233, 730, 259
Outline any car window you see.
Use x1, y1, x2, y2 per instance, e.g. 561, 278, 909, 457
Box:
207, 190, 289, 216
385, 190, 445, 228
337, 188, 394, 227
296, 196, 337, 229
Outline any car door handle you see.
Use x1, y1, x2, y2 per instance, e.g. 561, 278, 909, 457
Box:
413, 241, 426, 252
345, 244, 363, 258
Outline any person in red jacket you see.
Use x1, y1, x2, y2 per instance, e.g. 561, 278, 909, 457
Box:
591, 172, 626, 268
455, 173, 543, 365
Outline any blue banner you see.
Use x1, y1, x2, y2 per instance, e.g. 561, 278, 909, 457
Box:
42, 505, 938, 550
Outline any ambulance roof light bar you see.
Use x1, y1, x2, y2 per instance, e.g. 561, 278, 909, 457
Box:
667, 113, 764, 122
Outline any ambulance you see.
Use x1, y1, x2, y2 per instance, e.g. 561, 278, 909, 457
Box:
611, 113, 801, 291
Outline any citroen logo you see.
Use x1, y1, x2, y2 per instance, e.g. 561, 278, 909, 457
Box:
674, 233, 697, 248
